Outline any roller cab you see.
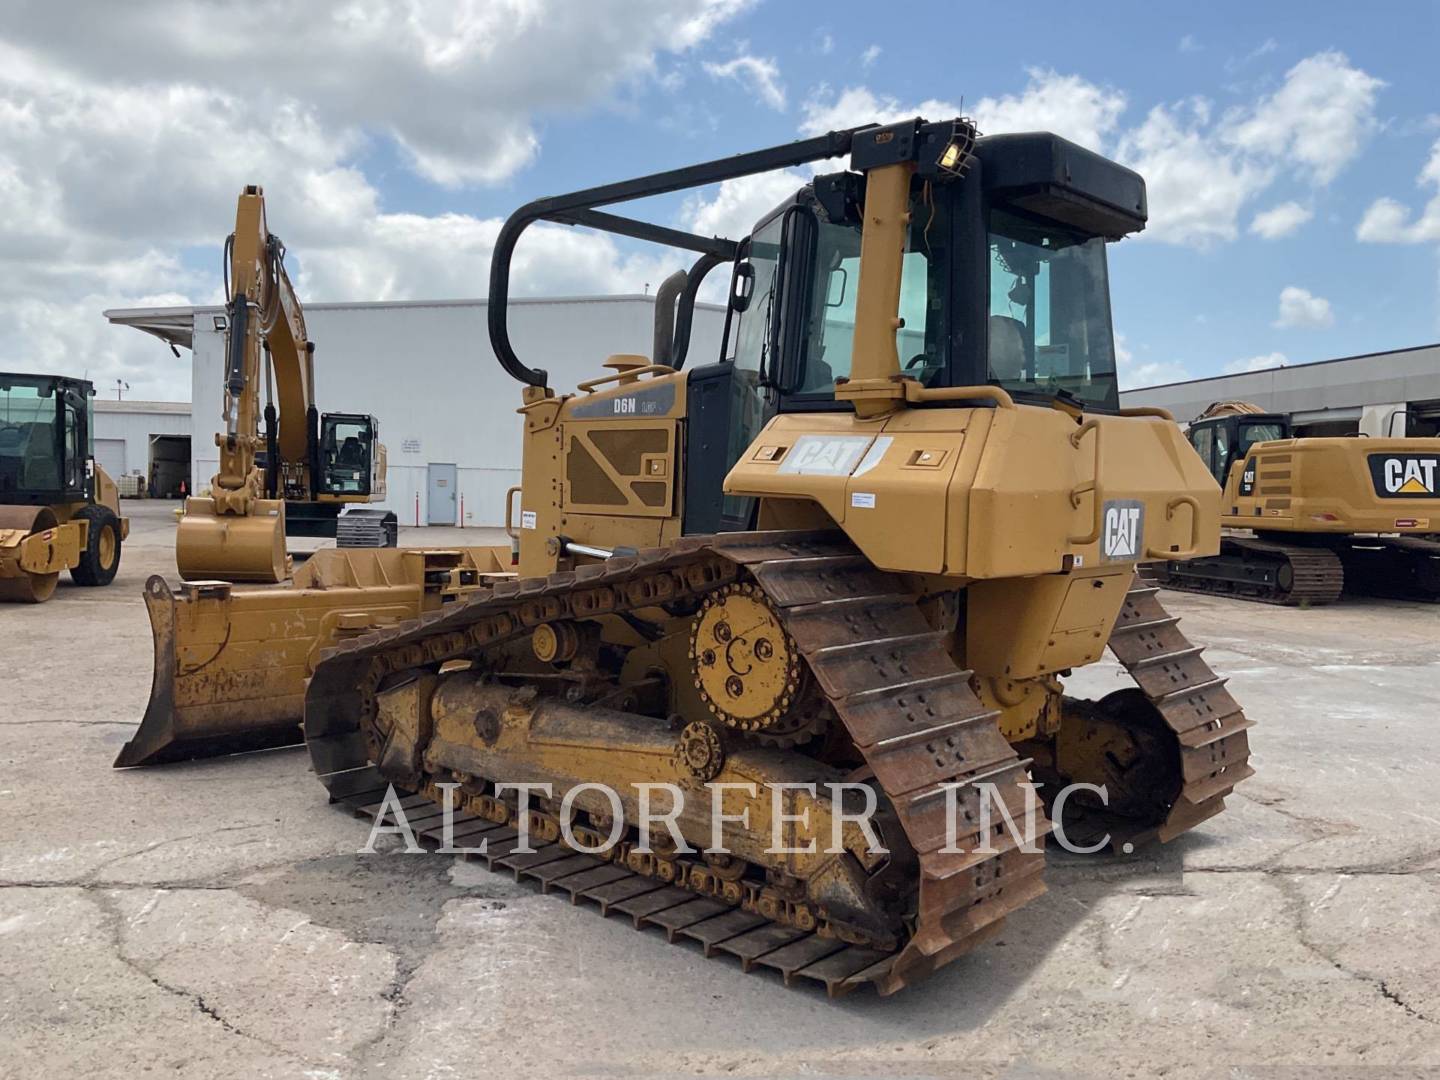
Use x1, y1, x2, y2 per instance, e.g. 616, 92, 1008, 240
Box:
0, 372, 128, 602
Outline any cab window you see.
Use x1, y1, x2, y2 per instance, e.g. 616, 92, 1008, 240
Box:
806, 242, 933, 393
987, 207, 1117, 406
1190, 424, 1216, 480
1239, 421, 1285, 455
1214, 423, 1233, 481
793, 190, 945, 400
62, 402, 82, 489
320, 417, 372, 495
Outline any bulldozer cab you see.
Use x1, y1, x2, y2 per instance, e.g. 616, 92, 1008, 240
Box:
687, 131, 1142, 531
1186, 411, 1290, 488
0, 373, 95, 506
485, 120, 1165, 561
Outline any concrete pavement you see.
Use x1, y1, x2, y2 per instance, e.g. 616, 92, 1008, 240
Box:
2, 500, 1437, 1078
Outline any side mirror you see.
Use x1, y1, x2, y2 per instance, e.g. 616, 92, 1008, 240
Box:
825, 267, 848, 308
731, 263, 755, 313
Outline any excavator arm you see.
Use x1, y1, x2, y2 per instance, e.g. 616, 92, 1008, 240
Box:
215, 186, 317, 509
176, 187, 308, 581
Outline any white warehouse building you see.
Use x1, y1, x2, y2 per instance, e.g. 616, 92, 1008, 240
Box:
90, 398, 193, 495
106, 295, 727, 527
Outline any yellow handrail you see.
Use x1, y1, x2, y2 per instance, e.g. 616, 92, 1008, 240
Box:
576, 364, 675, 394
902, 381, 1017, 410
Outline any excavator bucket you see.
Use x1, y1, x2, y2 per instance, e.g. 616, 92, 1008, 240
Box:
115, 545, 510, 767
175, 495, 290, 583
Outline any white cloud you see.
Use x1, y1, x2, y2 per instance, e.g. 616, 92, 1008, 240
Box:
4, 1, 752, 191
1115, 332, 1189, 389
860, 45, 882, 70
817, 32, 835, 56
703, 54, 786, 112
1224, 51, 1385, 184
1116, 98, 1274, 246
1249, 201, 1314, 239
682, 171, 812, 242
1356, 137, 1440, 244
799, 54, 1380, 251
799, 69, 1126, 153
798, 86, 962, 136
972, 70, 1127, 152
1179, 35, 1202, 54
1273, 286, 1334, 329
0, 1, 750, 399
1116, 51, 1381, 247
1224, 352, 1288, 374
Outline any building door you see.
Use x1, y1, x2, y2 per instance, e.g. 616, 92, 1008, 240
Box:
95, 438, 127, 480
427, 462, 457, 525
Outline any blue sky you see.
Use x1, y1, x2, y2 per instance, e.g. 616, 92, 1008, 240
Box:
2, 0, 1437, 398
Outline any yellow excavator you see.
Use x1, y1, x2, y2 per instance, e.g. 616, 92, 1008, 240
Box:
177, 186, 396, 583
123, 118, 1253, 996
1152, 400, 1440, 603
1, 373, 128, 602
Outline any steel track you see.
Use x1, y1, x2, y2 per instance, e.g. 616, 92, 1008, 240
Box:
304, 533, 1249, 996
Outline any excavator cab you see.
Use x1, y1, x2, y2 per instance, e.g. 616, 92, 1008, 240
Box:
1186, 411, 1290, 489
317, 412, 378, 496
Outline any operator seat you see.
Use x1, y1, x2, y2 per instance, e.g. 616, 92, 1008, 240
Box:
21, 423, 59, 489
338, 437, 364, 467
988, 315, 1027, 382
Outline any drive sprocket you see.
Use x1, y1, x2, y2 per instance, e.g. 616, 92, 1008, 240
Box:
689, 582, 807, 741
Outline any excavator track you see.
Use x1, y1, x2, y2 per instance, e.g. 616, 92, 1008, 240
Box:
1152, 535, 1344, 606
1335, 536, 1440, 602
304, 533, 1242, 996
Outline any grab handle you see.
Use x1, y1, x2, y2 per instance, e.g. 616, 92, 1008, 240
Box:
1146, 495, 1203, 559
1066, 419, 1104, 545
503, 485, 522, 539
576, 364, 675, 394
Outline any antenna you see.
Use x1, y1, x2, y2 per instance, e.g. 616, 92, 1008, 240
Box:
115, 379, 131, 401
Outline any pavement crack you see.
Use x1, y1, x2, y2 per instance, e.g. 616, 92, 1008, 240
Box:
90, 889, 317, 1062
1235, 789, 1359, 837
1377, 980, 1436, 1024
1274, 876, 1438, 1029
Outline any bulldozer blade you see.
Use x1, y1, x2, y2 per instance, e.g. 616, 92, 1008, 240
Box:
116, 573, 416, 767
115, 547, 510, 768
116, 576, 302, 766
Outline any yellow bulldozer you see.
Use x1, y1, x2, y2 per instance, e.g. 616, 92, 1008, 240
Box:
1152, 400, 1440, 603
177, 185, 396, 584
121, 117, 1253, 996
0, 373, 128, 602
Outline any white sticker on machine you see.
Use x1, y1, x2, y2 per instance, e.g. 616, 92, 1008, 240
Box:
852, 436, 893, 477
777, 434, 874, 476
851, 492, 876, 509
521, 510, 537, 530
1101, 499, 1145, 561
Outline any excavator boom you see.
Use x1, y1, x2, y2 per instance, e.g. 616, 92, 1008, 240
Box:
176, 186, 394, 584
